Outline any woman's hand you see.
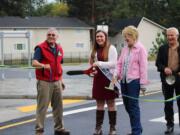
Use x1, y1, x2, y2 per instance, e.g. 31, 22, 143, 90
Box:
140, 84, 146, 95
92, 62, 99, 67
90, 67, 98, 76
111, 76, 117, 84
140, 88, 146, 95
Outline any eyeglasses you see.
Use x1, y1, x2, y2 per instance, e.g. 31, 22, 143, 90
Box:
47, 33, 55, 37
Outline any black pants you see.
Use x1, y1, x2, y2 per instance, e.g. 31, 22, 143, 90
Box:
162, 82, 180, 127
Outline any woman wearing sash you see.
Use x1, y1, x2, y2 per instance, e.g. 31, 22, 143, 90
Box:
90, 30, 118, 135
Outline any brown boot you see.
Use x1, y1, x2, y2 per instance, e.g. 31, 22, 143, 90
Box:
93, 128, 102, 135
108, 111, 117, 135
93, 110, 104, 135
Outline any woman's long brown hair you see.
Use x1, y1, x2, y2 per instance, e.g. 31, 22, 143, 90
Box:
90, 30, 110, 65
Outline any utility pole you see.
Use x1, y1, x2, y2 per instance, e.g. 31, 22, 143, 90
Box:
91, 0, 96, 49
91, 0, 95, 25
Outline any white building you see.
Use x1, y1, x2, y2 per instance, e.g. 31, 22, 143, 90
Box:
109, 17, 166, 55
0, 16, 94, 63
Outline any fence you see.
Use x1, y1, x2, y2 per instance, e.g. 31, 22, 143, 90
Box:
64, 51, 89, 63
0, 51, 90, 65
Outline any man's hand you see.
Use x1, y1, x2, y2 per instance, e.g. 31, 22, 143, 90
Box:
32, 60, 50, 70
164, 67, 172, 75
61, 82, 65, 90
43, 64, 50, 70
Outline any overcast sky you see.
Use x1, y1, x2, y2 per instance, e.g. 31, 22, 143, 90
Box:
47, 0, 55, 3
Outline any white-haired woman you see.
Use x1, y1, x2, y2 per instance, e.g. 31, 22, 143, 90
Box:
115, 26, 148, 135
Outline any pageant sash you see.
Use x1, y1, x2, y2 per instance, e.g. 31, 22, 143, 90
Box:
97, 66, 121, 91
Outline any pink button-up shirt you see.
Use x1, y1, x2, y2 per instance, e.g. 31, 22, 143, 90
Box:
116, 41, 148, 85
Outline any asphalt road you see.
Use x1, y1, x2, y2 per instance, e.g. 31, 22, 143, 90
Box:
0, 92, 179, 135
0, 62, 161, 99
0, 62, 160, 80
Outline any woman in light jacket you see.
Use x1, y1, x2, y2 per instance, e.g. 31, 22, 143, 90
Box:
90, 30, 118, 135
116, 26, 148, 135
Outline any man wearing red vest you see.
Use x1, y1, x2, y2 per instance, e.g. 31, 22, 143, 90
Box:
32, 28, 70, 135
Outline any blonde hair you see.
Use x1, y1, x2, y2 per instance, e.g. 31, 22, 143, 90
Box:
122, 25, 139, 41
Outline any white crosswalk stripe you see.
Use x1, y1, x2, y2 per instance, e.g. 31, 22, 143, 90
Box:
150, 113, 179, 124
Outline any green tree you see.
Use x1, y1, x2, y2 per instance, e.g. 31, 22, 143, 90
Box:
111, 0, 133, 19
66, 0, 118, 25
0, 0, 179, 31
149, 32, 167, 59
55, 0, 67, 3
50, 3, 69, 16
0, 0, 28, 16
33, 3, 69, 16
95, 0, 117, 24
0, 0, 46, 17
67, 0, 92, 24
27, 0, 46, 16
165, 0, 180, 30
63, 0, 180, 29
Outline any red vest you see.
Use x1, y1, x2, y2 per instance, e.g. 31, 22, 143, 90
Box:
35, 41, 64, 81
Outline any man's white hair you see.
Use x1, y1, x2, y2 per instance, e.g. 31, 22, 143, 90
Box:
166, 27, 179, 36
47, 27, 59, 35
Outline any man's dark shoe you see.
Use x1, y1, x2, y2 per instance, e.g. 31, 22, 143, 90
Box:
35, 129, 44, 135
54, 129, 70, 135
35, 132, 44, 135
127, 133, 132, 135
164, 126, 174, 134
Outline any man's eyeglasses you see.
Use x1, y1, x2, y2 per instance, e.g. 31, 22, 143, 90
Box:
47, 33, 55, 37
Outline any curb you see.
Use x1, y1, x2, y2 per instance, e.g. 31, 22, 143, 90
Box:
0, 90, 161, 100
0, 95, 93, 100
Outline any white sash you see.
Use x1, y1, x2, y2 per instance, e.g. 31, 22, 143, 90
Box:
97, 66, 121, 91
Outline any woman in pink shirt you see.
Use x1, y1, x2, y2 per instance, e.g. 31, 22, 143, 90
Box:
116, 26, 148, 135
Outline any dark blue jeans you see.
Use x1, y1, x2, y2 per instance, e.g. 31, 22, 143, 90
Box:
121, 79, 142, 135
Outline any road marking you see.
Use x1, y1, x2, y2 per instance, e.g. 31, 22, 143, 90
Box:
0, 101, 123, 130
17, 99, 84, 113
17, 91, 161, 113
0, 118, 36, 130
0, 91, 161, 130
150, 113, 179, 124
62, 101, 123, 116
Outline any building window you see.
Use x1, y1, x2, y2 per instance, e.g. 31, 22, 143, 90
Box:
75, 29, 84, 33
75, 43, 84, 48
14, 43, 26, 50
